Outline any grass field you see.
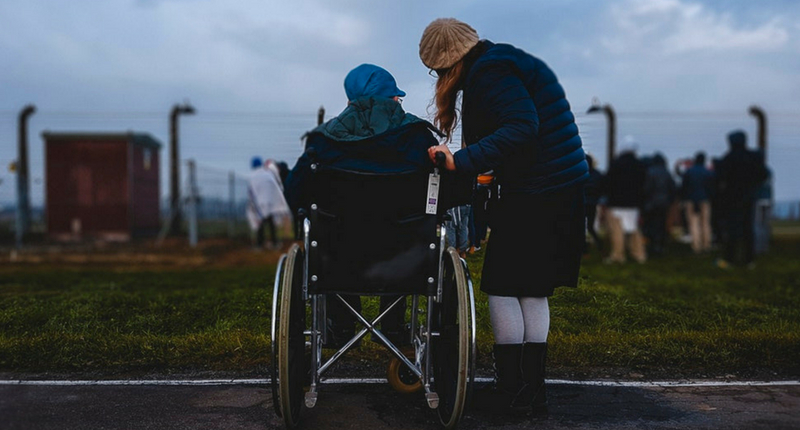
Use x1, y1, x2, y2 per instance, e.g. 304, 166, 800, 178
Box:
1, 234, 798, 380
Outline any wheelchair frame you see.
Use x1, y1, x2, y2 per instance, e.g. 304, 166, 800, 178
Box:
271, 215, 477, 429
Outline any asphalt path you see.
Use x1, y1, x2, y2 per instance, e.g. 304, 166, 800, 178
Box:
2, 380, 799, 430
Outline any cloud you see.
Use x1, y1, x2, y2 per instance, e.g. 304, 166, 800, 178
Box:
602, 0, 790, 55
562, 0, 800, 113
1, 0, 799, 199
0, 0, 371, 111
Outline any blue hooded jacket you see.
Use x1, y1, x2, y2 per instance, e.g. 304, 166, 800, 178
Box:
284, 97, 444, 215
456, 41, 588, 195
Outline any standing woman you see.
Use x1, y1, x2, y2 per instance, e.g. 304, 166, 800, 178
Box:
419, 18, 588, 416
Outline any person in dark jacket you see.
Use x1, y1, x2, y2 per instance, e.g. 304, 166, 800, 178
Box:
681, 152, 714, 253
754, 166, 773, 255
602, 142, 647, 263
584, 154, 604, 254
275, 160, 290, 184
642, 153, 676, 257
284, 63, 443, 348
714, 130, 768, 268
420, 18, 588, 417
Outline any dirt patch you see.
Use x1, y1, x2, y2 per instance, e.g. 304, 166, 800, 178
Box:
0, 238, 291, 269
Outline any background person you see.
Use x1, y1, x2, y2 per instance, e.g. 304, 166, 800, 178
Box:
714, 130, 769, 268
674, 157, 694, 244
470, 170, 495, 253
444, 140, 472, 258
681, 152, 714, 254
445, 204, 471, 259
247, 157, 291, 250
754, 165, 773, 255
642, 153, 676, 257
420, 17, 588, 417
584, 154, 604, 255
275, 160, 290, 184
602, 139, 647, 264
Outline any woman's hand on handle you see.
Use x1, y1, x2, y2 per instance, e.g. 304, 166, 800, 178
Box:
427, 144, 456, 171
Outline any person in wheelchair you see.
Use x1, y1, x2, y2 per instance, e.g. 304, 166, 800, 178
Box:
284, 63, 446, 349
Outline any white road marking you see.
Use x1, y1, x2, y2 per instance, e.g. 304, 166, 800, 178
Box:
1, 378, 798, 387
545, 379, 800, 388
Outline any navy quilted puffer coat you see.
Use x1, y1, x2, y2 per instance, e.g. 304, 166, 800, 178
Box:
455, 41, 588, 195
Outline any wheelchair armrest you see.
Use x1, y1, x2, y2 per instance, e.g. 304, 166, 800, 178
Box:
395, 214, 428, 225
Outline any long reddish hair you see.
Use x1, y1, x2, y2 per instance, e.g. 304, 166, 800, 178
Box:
432, 60, 467, 143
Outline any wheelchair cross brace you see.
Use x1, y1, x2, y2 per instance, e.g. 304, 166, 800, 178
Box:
301, 218, 450, 410
305, 293, 441, 409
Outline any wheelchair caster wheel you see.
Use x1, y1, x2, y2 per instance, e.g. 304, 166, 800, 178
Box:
387, 347, 422, 394
304, 391, 318, 408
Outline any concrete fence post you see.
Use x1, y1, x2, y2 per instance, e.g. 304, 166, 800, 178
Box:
16, 104, 36, 249
187, 160, 198, 247
586, 98, 616, 169
169, 103, 195, 235
228, 171, 235, 239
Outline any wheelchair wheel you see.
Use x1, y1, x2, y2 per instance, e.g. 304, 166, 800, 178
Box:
387, 346, 423, 394
431, 247, 474, 429
270, 253, 288, 417
276, 244, 308, 428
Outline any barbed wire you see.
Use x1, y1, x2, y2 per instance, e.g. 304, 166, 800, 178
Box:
0, 108, 796, 207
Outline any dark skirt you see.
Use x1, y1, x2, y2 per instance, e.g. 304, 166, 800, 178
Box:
480, 185, 585, 297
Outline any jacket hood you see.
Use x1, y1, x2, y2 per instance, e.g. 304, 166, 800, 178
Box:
309, 97, 437, 142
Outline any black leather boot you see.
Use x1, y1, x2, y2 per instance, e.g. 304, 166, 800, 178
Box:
473, 343, 526, 415
515, 342, 548, 418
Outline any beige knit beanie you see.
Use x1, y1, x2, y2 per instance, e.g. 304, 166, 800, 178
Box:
419, 18, 479, 70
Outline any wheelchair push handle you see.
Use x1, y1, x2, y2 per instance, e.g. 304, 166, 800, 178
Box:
434, 151, 447, 170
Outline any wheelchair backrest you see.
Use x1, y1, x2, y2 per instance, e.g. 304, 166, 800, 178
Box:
306, 166, 439, 295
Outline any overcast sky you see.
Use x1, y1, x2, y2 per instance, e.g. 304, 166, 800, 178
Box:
1, 0, 799, 204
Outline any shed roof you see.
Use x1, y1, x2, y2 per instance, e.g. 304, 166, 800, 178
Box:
41, 131, 163, 149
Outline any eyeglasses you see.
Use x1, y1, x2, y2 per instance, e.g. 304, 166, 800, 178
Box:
428, 68, 450, 78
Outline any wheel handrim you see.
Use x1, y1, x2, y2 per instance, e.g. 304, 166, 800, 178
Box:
278, 244, 306, 428
271, 253, 287, 417
433, 247, 470, 429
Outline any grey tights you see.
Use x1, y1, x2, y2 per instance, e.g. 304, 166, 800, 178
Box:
488, 295, 549, 344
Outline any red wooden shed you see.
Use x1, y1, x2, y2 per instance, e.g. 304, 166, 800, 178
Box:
43, 132, 162, 241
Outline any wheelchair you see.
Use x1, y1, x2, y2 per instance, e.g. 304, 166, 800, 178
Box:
270, 162, 476, 429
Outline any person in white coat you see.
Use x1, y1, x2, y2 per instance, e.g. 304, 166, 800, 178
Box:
247, 157, 291, 249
